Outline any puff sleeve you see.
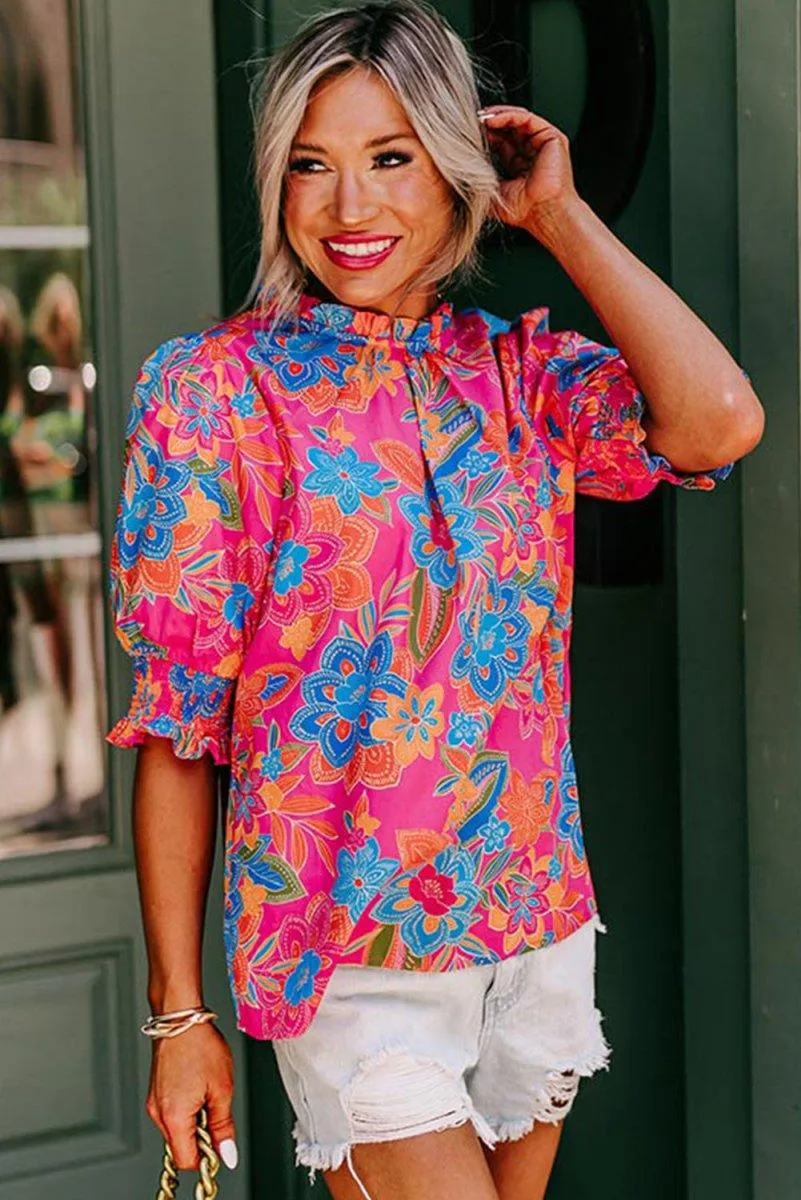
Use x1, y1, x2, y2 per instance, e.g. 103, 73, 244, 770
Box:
107, 335, 283, 763
502, 309, 732, 500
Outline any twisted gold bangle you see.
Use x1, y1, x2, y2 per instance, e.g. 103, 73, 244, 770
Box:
156, 1107, 220, 1199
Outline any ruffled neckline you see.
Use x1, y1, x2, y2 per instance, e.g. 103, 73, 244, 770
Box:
294, 294, 454, 355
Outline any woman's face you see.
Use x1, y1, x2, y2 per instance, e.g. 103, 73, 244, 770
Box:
283, 69, 455, 320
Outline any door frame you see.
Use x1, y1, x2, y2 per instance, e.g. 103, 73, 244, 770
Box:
670, 3, 752, 1198
737, 2, 801, 1197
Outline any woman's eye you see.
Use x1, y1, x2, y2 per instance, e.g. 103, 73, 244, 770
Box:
373, 151, 412, 169
288, 157, 327, 174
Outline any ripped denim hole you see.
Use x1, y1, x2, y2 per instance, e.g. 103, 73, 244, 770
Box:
345, 1050, 491, 1143
540, 1070, 581, 1121
341, 1051, 496, 1200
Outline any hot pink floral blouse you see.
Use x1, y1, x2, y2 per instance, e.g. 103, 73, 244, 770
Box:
108, 296, 728, 1040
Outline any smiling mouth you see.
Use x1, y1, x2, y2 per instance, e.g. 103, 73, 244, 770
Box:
321, 236, 400, 270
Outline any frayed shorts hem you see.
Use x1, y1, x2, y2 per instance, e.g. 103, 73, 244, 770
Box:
292, 1039, 611, 1176
293, 1107, 496, 1176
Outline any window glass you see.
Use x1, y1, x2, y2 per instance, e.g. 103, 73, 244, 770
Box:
0, 0, 108, 857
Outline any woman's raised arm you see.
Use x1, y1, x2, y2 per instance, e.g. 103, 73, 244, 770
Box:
481, 105, 765, 471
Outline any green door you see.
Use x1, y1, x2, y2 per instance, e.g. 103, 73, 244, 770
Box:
0, 3, 249, 1197
215, 3, 751, 1196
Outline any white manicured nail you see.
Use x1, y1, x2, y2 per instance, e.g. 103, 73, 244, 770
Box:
220, 1139, 239, 1170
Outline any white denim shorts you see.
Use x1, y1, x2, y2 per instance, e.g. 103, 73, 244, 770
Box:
273, 917, 609, 1184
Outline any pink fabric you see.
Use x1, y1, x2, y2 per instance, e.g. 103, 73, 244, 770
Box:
108, 297, 728, 1039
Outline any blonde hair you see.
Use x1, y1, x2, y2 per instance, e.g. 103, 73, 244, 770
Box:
30, 272, 82, 361
252, 0, 500, 321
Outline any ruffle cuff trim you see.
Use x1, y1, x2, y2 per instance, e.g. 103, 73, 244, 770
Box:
107, 713, 231, 765
649, 452, 734, 491
106, 654, 234, 765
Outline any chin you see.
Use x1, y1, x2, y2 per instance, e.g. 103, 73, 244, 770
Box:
312, 267, 404, 312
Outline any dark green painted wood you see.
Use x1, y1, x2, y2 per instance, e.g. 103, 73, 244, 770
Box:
737, 3, 801, 1196
214, 0, 270, 315
668, 3, 752, 1197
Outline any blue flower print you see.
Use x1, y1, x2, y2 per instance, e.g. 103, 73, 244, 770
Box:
168, 663, 232, 722
229, 772, 262, 834
308, 303, 357, 333
258, 746, 283, 782
536, 475, 551, 509
372, 846, 481, 957
289, 631, 407, 768
170, 375, 226, 441
222, 581, 255, 631
399, 478, 487, 588
507, 863, 551, 936
273, 538, 310, 597
451, 578, 530, 704
463, 448, 498, 479
225, 855, 244, 923
556, 745, 585, 858
254, 330, 355, 391
284, 949, 322, 1006
126, 336, 204, 438
223, 855, 245, 966
304, 446, 385, 516
478, 813, 511, 853
331, 838, 399, 921
118, 436, 190, 568
447, 710, 483, 748
545, 340, 618, 391
557, 778, 584, 858
230, 386, 256, 418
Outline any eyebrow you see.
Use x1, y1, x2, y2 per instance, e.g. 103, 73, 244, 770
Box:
290, 132, 418, 153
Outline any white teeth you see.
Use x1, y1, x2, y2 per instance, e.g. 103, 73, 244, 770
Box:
327, 238, 396, 258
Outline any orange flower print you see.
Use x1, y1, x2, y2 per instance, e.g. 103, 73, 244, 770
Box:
280, 615, 317, 660
372, 683, 444, 766
499, 768, 556, 850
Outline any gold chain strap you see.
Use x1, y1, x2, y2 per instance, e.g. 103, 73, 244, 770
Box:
156, 1108, 220, 1200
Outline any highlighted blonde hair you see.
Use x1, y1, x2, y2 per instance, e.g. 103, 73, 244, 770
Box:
252, 0, 499, 320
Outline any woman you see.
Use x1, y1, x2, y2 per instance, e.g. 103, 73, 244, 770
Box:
108, 3, 764, 1198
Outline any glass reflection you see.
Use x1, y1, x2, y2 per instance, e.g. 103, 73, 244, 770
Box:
0, 0, 108, 857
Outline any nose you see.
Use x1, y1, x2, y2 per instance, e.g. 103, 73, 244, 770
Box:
331, 168, 380, 226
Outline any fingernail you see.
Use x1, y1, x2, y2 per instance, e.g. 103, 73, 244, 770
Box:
220, 1139, 239, 1170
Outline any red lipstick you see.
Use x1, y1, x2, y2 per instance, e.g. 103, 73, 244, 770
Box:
321, 234, 400, 271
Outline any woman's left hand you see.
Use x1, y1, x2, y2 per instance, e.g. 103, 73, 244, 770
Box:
480, 106, 579, 239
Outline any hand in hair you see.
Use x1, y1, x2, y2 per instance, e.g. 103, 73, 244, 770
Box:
479, 106, 578, 239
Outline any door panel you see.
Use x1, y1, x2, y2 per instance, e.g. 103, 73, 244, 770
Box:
0, 3, 249, 1197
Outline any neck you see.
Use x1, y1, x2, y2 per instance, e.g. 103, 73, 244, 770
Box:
306, 281, 441, 321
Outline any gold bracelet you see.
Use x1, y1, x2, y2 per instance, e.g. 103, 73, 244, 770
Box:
141, 1006, 218, 1040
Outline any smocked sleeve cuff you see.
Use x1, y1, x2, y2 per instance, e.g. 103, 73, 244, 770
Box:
645, 452, 734, 491
107, 655, 235, 765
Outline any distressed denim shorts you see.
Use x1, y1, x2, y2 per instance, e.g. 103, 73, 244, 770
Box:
273, 917, 609, 1183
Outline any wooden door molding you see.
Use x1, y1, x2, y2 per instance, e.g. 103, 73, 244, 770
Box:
669, 2, 752, 1197
738, 2, 801, 1196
